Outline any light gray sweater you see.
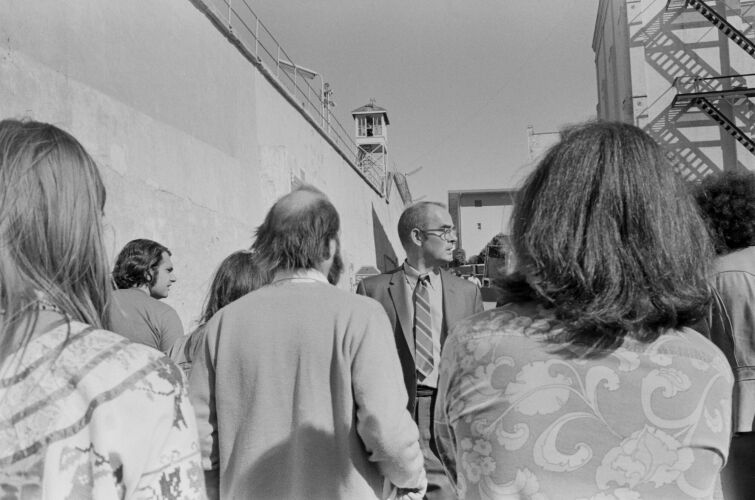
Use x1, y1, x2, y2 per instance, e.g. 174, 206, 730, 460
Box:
189, 272, 424, 499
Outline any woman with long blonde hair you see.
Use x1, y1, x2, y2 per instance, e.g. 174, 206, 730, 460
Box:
0, 119, 205, 498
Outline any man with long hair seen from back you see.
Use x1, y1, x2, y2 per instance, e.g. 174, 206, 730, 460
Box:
189, 185, 426, 499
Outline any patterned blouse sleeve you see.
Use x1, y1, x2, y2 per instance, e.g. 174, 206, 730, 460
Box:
131, 358, 206, 499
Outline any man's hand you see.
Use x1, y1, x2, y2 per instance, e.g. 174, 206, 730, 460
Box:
394, 488, 425, 500
394, 469, 427, 500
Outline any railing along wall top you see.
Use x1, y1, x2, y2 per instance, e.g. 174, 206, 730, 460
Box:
192, 0, 386, 194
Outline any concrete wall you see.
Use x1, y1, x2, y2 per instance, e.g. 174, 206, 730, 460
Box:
593, 0, 755, 178
0, 0, 406, 331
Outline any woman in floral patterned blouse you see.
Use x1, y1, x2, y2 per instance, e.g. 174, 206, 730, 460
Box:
0, 119, 206, 499
434, 122, 733, 500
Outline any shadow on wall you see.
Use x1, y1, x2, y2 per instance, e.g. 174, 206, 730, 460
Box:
644, 103, 720, 181
630, 3, 731, 179
372, 205, 398, 272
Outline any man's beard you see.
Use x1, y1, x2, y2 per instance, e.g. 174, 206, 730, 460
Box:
328, 245, 344, 285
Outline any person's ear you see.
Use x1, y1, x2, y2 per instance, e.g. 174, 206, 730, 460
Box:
327, 238, 337, 260
410, 228, 424, 247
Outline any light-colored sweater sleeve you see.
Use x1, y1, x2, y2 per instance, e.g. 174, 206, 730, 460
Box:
187, 314, 220, 474
351, 301, 425, 489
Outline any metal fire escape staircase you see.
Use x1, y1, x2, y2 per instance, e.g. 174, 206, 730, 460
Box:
682, 0, 755, 56
698, 94, 755, 154
673, 75, 755, 154
668, 0, 755, 156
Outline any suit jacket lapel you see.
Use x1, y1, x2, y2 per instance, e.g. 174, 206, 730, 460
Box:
441, 269, 460, 342
388, 269, 415, 362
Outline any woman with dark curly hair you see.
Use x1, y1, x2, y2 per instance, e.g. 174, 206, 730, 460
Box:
434, 122, 733, 500
695, 169, 755, 500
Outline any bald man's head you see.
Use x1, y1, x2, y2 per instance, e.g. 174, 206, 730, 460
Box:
266, 185, 328, 224
252, 185, 340, 275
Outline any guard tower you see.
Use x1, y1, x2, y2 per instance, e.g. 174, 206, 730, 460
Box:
352, 100, 389, 191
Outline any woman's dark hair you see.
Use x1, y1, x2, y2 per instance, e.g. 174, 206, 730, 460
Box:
694, 170, 755, 255
503, 121, 713, 351
200, 250, 270, 324
112, 239, 171, 289
180, 250, 270, 365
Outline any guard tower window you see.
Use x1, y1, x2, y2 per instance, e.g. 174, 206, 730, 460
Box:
358, 116, 382, 137
366, 116, 374, 137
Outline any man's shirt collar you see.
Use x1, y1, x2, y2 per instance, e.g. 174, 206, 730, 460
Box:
272, 268, 329, 285
402, 260, 440, 290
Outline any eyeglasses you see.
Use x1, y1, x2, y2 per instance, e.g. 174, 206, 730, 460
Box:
421, 227, 457, 241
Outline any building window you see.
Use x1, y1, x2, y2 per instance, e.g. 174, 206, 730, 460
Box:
474, 199, 482, 207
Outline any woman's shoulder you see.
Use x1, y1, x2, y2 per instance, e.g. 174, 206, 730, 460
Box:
443, 302, 561, 364
445, 308, 733, 381
449, 302, 559, 342
1, 321, 187, 458
32, 320, 184, 395
627, 327, 734, 378
713, 246, 755, 274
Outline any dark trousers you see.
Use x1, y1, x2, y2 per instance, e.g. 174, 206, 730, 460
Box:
721, 432, 755, 500
415, 388, 455, 500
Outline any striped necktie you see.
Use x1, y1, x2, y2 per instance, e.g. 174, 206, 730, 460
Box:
414, 274, 434, 381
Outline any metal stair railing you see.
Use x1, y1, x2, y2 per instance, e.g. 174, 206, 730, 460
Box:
743, 0, 755, 38
674, 0, 755, 57
673, 73, 755, 104
695, 96, 755, 154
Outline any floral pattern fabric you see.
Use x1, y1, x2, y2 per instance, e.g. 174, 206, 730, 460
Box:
434, 303, 733, 500
0, 321, 206, 499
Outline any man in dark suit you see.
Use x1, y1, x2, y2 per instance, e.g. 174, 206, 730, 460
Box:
357, 201, 483, 500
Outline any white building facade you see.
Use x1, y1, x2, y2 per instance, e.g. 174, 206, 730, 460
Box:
594, 0, 755, 179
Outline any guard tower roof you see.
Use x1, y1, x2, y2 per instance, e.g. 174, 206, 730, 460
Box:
351, 102, 390, 125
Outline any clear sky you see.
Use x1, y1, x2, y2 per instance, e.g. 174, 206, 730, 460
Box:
251, 0, 600, 205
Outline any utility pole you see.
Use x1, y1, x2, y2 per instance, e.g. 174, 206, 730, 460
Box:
323, 83, 335, 135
